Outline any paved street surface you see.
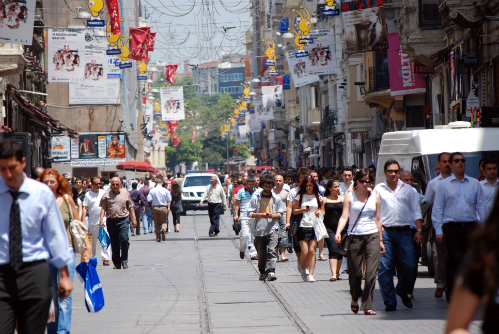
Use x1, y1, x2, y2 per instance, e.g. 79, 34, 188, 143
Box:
71, 212, 482, 334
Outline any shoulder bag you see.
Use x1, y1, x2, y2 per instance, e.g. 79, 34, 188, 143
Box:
339, 192, 371, 256
65, 195, 88, 254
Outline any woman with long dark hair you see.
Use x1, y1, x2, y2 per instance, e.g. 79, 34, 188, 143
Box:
335, 169, 384, 315
293, 175, 323, 282
445, 191, 499, 334
322, 179, 345, 281
170, 183, 183, 232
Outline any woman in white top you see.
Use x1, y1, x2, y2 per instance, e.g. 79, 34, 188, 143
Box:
335, 168, 385, 315
293, 175, 323, 282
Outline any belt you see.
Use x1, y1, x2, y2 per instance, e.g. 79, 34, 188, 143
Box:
107, 217, 128, 220
152, 205, 167, 207
446, 221, 477, 225
383, 225, 411, 232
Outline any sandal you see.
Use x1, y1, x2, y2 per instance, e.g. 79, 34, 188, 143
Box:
351, 302, 359, 314
318, 256, 327, 261
280, 257, 289, 262
364, 309, 376, 315
337, 275, 342, 280
329, 277, 337, 281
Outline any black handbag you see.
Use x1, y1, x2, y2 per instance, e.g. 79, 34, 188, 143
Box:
339, 192, 371, 256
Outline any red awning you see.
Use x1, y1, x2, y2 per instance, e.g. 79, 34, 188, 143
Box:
116, 160, 158, 173
253, 165, 274, 171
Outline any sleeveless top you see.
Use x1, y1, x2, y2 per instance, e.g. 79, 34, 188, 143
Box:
348, 191, 378, 235
324, 201, 343, 231
59, 198, 73, 247
273, 189, 288, 203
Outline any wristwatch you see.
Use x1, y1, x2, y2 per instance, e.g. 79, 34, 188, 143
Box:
417, 230, 423, 234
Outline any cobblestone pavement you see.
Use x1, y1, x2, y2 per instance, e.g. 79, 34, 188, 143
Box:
71, 211, 482, 334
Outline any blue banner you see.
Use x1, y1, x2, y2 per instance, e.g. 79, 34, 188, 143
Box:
87, 20, 105, 27
119, 63, 132, 69
106, 49, 122, 55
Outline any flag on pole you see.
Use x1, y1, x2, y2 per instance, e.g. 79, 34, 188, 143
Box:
168, 120, 178, 134
146, 32, 156, 51
165, 64, 179, 85
105, 0, 121, 35
129, 27, 150, 61
172, 136, 181, 148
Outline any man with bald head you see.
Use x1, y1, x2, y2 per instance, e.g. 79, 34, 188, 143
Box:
99, 177, 137, 269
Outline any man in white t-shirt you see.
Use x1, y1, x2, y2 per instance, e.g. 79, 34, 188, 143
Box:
82, 176, 112, 266
339, 167, 353, 196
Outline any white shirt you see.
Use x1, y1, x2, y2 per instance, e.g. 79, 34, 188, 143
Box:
295, 194, 323, 228
432, 174, 489, 235
201, 184, 227, 206
147, 186, 171, 206
83, 189, 105, 225
372, 180, 423, 228
480, 178, 499, 211
423, 174, 444, 203
349, 191, 378, 235
286, 186, 299, 202
148, 180, 156, 188
340, 182, 353, 197
283, 184, 291, 192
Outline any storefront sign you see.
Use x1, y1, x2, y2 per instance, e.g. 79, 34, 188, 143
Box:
414, 62, 434, 75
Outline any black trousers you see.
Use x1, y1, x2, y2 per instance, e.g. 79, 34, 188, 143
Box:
0, 261, 52, 334
443, 222, 478, 298
171, 210, 181, 226
208, 203, 221, 235
107, 217, 131, 267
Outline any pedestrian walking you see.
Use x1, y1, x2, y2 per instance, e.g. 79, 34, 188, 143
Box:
335, 168, 385, 315
139, 179, 153, 234
82, 176, 112, 266
40, 168, 93, 334
321, 179, 345, 281
99, 177, 137, 269
235, 176, 258, 260
340, 167, 353, 196
423, 152, 452, 298
432, 152, 488, 302
248, 175, 286, 281
311, 171, 327, 262
0, 140, 75, 334
273, 173, 289, 262
372, 160, 423, 311
293, 175, 323, 282
170, 183, 183, 233
129, 182, 146, 236
479, 158, 499, 211
199, 176, 227, 237
147, 179, 171, 242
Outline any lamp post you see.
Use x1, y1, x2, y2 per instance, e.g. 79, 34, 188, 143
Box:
226, 118, 230, 174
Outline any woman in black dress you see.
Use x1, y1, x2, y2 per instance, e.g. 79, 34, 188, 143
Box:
322, 179, 345, 281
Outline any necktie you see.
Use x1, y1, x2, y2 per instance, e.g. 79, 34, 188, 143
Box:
9, 191, 22, 271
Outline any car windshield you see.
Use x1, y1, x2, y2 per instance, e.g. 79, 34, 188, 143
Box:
427, 151, 499, 180
183, 176, 213, 188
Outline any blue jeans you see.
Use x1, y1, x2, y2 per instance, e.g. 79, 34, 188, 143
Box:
47, 251, 76, 334
378, 229, 417, 307
142, 207, 153, 233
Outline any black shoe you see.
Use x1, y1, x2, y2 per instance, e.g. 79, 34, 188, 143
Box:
240, 251, 245, 259
385, 305, 396, 312
113, 266, 121, 269
259, 274, 266, 281
161, 231, 166, 241
400, 295, 413, 308
287, 245, 293, 253
123, 263, 129, 269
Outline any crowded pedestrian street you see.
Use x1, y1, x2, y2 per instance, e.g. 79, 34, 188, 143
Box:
69, 211, 482, 334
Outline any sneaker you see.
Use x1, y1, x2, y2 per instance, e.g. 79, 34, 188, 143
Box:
259, 274, 266, 281
296, 260, 301, 272
267, 272, 277, 281
239, 251, 245, 259
301, 269, 308, 282
308, 275, 316, 282
251, 255, 258, 261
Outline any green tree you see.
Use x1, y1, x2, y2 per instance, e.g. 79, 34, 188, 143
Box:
163, 134, 203, 170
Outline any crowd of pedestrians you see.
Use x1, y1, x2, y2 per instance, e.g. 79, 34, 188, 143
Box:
1, 135, 498, 334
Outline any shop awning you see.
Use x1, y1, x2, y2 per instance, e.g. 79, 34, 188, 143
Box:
308, 154, 320, 159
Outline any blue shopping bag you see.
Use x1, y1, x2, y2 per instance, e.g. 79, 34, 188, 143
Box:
99, 226, 110, 250
76, 258, 105, 312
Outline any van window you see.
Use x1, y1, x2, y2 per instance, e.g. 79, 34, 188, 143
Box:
184, 176, 213, 187
427, 151, 499, 180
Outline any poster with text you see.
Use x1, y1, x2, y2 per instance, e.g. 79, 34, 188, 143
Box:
106, 134, 125, 159
69, 80, 120, 104
51, 136, 70, 162
48, 29, 85, 82
262, 85, 282, 108
235, 125, 249, 143
143, 104, 154, 133
83, 44, 107, 88
285, 51, 319, 88
77, 134, 99, 159
0, 0, 35, 45
304, 30, 337, 76
255, 94, 274, 121
161, 86, 185, 121
342, 6, 388, 55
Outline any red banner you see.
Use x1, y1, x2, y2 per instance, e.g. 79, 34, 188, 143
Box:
105, 0, 121, 35
146, 32, 156, 51
129, 27, 150, 61
191, 130, 195, 143
172, 137, 181, 148
165, 64, 179, 85
168, 120, 178, 134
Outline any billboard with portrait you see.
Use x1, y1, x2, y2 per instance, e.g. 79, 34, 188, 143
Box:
69, 133, 126, 166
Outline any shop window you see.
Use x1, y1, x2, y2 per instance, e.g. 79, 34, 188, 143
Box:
419, 0, 442, 28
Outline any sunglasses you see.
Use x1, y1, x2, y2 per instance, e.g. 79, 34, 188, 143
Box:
386, 169, 400, 174
454, 159, 466, 163
42, 180, 57, 185
357, 179, 373, 184
111, 183, 120, 186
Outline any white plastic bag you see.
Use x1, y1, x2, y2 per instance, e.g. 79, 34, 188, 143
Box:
313, 211, 329, 241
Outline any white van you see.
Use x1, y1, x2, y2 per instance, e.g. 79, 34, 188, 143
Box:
180, 173, 222, 214
376, 122, 499, 193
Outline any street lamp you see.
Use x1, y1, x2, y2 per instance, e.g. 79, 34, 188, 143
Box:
281, 32, 295, 39
251, 77, 260, 83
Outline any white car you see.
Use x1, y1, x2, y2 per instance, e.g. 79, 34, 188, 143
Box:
181, 173, 223, 214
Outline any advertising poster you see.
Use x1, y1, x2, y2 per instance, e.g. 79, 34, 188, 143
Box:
285, 51, 319, 88
351, 132, 364, 153
255, 94, 274, 121
262, 85, 283, 108
77, 134, 100, 159
387, 33, 426, 97
106, 134, 125, 159
143, 104, 154, 133
235, 125, 249, 143
249, 108, 262, 132
51, 136, 71, 162
0, 0, 36, 45
70, 133, 126, 166
83, 45, 107, 88
69, 80, 120, 104
161, 86, 185, 121
342, 4, 388, 55
48, 29, 86, 82
305, 29, 337, 75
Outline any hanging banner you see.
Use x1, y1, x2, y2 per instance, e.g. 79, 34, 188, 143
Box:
236, 125, 249, 143
387, 33, 426, 97
249, 107, 262, 132
83, 45, 107, 88
129, 27, 149, 61
0, 0, 35, 45
342, 2, 389, 55
51, 136, 71, 162
161, 86, 185, 121
143, 104, 154, 133
146, 31, 156, 51
304, 29, 337, 75
105, 0, 121, 35
168, 120, 179, 133
48, 29, 85, 83
262, 85, 283, 109
265, 0, 276, 17
165, 64, 179, 85
285, 50, 319, 88
172, 137, 181, 148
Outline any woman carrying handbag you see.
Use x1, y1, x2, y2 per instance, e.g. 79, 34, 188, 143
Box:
335, 169, 385, 315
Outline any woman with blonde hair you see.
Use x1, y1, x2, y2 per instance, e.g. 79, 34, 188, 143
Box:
40, 168, 92, 334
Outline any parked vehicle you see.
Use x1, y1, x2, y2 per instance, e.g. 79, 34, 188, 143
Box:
180, 173, 222, 215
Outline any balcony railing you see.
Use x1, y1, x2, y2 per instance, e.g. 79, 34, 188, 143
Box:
368, 67, 390, 93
